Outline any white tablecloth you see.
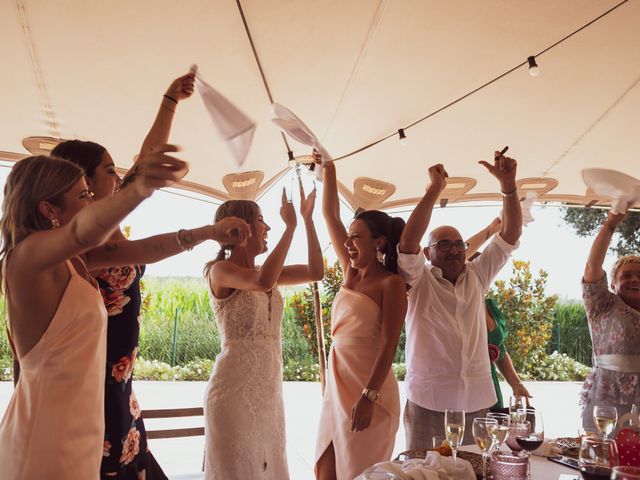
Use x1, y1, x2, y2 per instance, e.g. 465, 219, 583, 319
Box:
459, 445, 578, 479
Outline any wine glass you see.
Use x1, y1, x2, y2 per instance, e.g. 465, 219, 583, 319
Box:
444, 410, 465, 463
509, 395, 526, 423
515, 410, 544, 480
473, 417, 497, 480
578, 436, 619, 479
593, 405, 618, 437
487, 412, 510, 452
612, 465, 640, 479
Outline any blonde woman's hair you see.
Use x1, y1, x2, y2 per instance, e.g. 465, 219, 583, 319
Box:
611, 255, 640, 286
0, 155, 84, 274
203, 200, 260, 277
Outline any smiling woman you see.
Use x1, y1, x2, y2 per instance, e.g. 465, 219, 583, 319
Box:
580, 211, 640, 431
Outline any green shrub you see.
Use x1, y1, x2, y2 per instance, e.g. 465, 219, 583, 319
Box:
521, 351, 591, 381
283, 358, 321, 381
549, 302, 592, 366
134, 357, 215, 381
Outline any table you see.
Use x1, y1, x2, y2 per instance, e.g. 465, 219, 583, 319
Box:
459, 445, 579, 479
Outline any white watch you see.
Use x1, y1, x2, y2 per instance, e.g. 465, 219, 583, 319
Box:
362, 388, 380, 402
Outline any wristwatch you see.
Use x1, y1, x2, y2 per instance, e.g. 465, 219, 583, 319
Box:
362, 388, 380, 402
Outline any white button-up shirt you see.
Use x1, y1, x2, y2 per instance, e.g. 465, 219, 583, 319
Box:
397, 234, 518, 412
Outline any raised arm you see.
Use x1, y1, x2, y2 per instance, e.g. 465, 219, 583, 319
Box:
210, 190, 297, 292
16, 146, 188, 272
584, 211, 625, 283
479, 152, 521, 245
319, 155, 350, 272
279, 186, 324, 285
138, 73, 195, 157
85, 217, 250, 270
466, 217, 502, 259
350, 274, 407, 432
398, 164, 448, 254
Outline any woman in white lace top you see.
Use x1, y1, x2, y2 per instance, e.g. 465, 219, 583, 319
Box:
203, 186, 323, 479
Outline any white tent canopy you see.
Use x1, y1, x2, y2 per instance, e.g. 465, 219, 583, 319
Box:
2, 0, 639, 210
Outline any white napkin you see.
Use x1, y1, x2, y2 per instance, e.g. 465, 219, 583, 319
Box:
499, 191, 537, 226
582, 168, 640, 214
271, 103, 331, 180
192, 65, 256, 169
356, 451, 475, 480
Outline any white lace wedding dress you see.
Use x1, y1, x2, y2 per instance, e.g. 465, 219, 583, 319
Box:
204, 287, 289, 479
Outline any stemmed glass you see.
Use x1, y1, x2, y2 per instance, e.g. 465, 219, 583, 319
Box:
509, 395, 526, 423
612, 465, 640, 479
593, 405, 618, 437
578, 436, 619, 479
445, 410, 465, 464
473, 417, 497, 480
487, 412, 510, 452
515, 409, 544, 480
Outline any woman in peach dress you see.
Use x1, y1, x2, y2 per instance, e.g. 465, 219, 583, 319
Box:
315, 154, 408, 480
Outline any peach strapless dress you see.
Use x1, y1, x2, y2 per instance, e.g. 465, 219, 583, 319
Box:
0, 259, 107, 479
315, 287, 400, 480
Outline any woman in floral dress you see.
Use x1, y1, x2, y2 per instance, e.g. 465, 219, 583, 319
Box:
51, 73, 250, 479
581, 210, 640, 429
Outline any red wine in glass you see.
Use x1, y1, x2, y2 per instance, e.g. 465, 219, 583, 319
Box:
579, 465, 613, 480
516, 435, 543, 452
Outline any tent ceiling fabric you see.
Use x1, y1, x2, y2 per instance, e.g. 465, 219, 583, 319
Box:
2, 0, 639, 209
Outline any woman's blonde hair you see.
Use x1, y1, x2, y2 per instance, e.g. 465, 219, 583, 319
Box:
203, 200, 260, 277
611, 255, 640, 285
0, 155, 84, 267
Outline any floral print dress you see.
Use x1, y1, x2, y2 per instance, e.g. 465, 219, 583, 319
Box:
581, 275, 640, 416
98, 265, 167, 480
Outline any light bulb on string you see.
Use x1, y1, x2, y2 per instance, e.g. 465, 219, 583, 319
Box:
527, 56, 540, 77
398, 128, 408, 146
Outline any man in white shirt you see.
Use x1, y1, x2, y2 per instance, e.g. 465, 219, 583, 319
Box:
397, 151, 522, 448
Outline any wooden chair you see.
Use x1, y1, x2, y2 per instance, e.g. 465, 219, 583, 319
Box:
142, 407, 205, 480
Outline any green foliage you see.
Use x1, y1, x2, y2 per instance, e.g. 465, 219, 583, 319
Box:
134, 357, 215, 381
562, 208, 640, 256
549, 301, 592, 366
521, 351, 591, 381
287, 259, 342, 361
490, 260, 558, 372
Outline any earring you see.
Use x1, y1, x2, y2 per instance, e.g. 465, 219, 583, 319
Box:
376, 247, 385, 264
50, 216, 60, 229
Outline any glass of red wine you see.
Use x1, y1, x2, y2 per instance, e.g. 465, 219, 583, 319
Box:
515, 409, 544, 479
578, 437, 619, 480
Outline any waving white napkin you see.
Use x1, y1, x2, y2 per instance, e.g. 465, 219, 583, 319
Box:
582, 168, 640, 214
191, 65, 255, 169
271, 103, 331, 180
355, 451, 475, 480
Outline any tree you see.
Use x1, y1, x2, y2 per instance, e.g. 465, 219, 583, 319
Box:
489, 260, 558, 373
562, 208, 640, 256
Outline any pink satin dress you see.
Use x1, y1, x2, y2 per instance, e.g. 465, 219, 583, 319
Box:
0, 259, 108, 479
315, 287, 400, 480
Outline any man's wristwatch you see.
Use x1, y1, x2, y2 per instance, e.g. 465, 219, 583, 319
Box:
362, 388, 380, 402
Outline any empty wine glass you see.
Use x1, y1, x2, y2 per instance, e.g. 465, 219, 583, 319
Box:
473, 417, 497, 480
509, 395, 526, 423
445, 410, 465, 464
578, 436, 619, 479
593, 405, 618, 437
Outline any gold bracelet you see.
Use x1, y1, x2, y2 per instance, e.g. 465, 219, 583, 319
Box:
501, 188, 518, 196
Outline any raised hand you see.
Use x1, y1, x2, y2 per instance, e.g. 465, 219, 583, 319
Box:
280, 188, 297, 229
165, 73, 195, 102
428, 163, 448, 193
299, 186, 316, 222
211, 216, 251, 245
479, 151, 518, 191
123, 144, 188, 197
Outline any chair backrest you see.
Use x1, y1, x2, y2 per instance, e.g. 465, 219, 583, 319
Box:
142, 407, 204, 440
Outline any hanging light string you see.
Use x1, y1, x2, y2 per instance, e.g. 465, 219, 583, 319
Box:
333, 0, 630, 161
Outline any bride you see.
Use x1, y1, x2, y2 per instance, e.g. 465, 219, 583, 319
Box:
203, 185, 323, 479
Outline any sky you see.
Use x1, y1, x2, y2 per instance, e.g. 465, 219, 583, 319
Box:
0, 162, 619, 300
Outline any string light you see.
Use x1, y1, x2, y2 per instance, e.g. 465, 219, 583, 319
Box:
527, 56, 540, 77
398, 128, 408, 146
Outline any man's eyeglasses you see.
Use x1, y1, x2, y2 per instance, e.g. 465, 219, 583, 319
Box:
427, 240, 469, 252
